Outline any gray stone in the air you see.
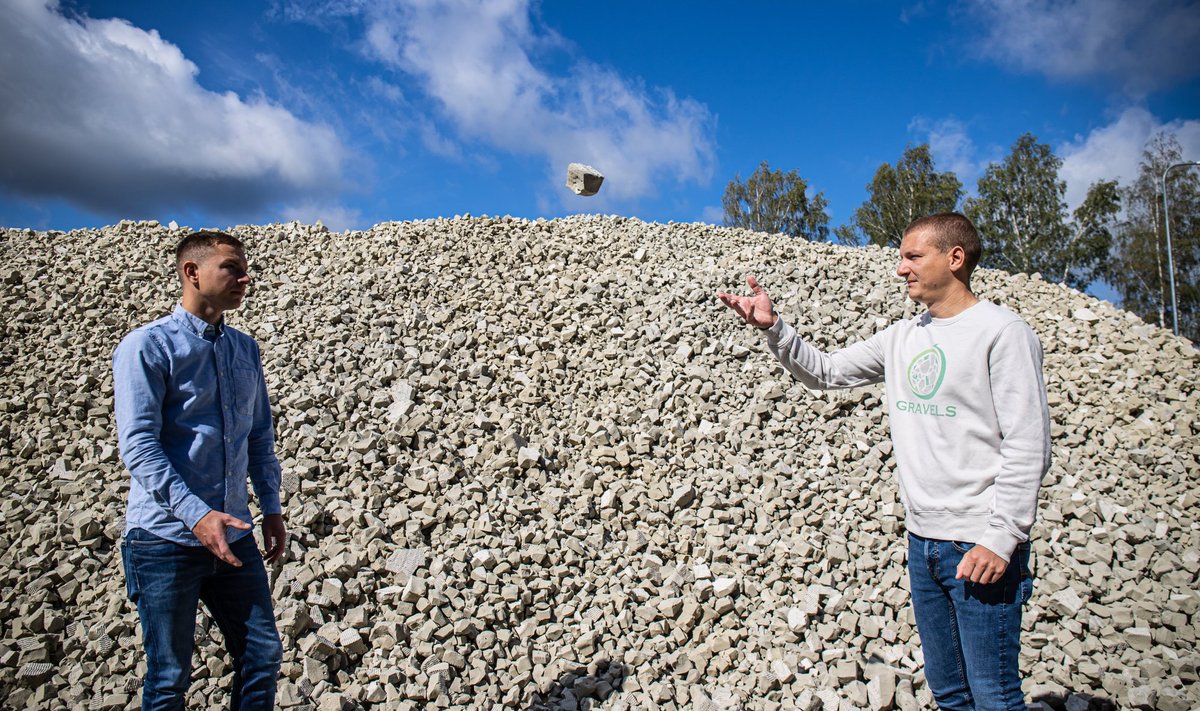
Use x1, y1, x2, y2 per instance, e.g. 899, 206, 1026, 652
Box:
565, 163, 604, 196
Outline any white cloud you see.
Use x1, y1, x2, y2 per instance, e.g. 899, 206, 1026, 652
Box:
966, 0, 1200, 95
278, 201, 364, 231
364, 75, 407, 105
908, 117, 993, 187
346, 0, 715, 202
700, 205, 725, 225
418, 120, 463, 159
909, 107, 1200, 214
0, 0, 346, 217
1059, 106, 1200, 210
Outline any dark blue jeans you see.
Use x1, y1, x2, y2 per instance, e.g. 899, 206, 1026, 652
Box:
907, 533, 1032, 711
122, 528, 282, 711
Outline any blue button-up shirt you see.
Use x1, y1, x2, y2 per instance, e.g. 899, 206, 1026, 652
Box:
114, 304, 282, 545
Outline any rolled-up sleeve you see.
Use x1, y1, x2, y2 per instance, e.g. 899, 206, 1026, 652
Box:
113, 330, 212, 530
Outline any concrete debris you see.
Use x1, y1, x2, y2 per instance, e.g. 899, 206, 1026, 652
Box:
565, 163, 605, 196
0, 216, 1196, 708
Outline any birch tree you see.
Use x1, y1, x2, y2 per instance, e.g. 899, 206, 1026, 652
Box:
722, 161, 830, 241
964, 133, 1117, 291
835, 144, 962, 248
1109, 132, 1200, 340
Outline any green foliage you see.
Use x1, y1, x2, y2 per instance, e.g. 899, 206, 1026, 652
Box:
837, 144, 962, 248
722, 161, 830, 240
832, 224, 861, 246
1066, 179, 1121, 289
964, 133, 1117, 291
965, 134, 1067, 277
1108, 132, 1200, 341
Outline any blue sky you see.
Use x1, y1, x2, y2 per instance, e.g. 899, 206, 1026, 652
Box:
2, 0, 1198, 244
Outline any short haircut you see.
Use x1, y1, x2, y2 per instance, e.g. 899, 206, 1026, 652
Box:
904, 212, 982, 274
175, 230, 244, 272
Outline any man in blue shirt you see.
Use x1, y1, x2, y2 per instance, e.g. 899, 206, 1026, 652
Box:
114, 230, 286, 710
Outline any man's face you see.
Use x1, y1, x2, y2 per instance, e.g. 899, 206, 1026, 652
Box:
896, 228, 956, 306
192, 243, 250, 312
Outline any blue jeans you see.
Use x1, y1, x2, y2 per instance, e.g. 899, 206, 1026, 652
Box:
122, 528, 282, 711
907, 533, 1032, 711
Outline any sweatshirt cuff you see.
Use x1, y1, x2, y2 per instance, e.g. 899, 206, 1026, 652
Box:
977, 526, 1022, 563
764, 316, 791, 345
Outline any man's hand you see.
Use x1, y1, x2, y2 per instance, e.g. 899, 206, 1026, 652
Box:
262, 513, 287, 565
716, 276, 778, 329
956, 544, 1009, 584
192, 511, 251, 567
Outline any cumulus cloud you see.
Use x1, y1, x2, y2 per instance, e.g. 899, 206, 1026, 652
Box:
965, 0, 1200, 95
700, 205, 725, 225
911, 107, 1200, 213
278, 201, 364, 231
1059, 106, 1200, 210
319, 0, 715, 202
908, 117, 994, 187
0, 0, 346, 218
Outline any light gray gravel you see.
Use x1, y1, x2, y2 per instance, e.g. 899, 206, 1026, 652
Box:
0, 216, 1196, 710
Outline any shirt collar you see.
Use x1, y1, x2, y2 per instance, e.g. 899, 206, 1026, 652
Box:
172, 303, 224, 340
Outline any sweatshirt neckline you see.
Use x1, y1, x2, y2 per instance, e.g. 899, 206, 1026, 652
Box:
925, 300, 985, 326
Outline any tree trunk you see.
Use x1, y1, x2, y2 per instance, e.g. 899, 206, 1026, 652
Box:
1153, 196, 1167, 328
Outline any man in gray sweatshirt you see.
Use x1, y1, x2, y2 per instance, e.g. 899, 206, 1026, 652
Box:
718, 213, 1050, 710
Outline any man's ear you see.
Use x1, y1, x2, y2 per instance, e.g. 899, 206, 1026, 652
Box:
948, 245, 967, 272
181, 260, 200, 287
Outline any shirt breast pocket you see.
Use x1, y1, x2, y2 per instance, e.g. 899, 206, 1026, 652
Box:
233, 366, 260, 417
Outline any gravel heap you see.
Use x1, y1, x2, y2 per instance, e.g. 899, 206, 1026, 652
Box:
1, 216, 1196, 711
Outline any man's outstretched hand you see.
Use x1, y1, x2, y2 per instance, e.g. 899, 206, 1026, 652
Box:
717, 275, 778, 329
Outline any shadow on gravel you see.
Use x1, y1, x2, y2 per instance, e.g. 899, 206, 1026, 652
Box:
1031, 690, 1118, 711
525, 659, 628, 710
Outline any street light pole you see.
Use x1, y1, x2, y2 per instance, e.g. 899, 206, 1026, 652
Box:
1161, 161, 1200, 336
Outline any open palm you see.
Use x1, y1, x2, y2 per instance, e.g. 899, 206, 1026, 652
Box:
717, 275, 777, 329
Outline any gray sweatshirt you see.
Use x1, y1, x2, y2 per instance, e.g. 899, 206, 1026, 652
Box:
765, 300, 1051, 561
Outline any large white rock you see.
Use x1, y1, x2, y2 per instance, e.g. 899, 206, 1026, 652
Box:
565, 163, 604, 196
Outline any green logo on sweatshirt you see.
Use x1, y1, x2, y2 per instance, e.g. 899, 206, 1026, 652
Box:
907, 345, 946, 400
